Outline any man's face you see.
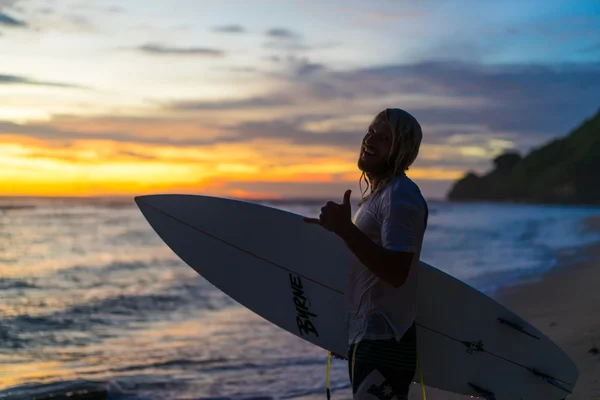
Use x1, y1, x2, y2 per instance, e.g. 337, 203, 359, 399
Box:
358, 112, 394, 176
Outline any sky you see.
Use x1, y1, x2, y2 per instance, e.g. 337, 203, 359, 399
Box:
1, 0, 599, 199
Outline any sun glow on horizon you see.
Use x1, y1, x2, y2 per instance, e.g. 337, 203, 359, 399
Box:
0, 134, 465, 198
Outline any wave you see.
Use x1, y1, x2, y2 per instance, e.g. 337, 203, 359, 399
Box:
43, 258, 185, 289
0, 379, 109, 400
0, 278, 37, 290
0, 278, 237, 351
0, 205, 37, 212
107, 357, 231, 373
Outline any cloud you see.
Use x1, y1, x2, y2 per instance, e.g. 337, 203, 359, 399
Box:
138, 43, 225, 57
295, 62, 326, 76
167, 59, 599, 153
37, 7, 54, 15
117, 150, 158, 160
336, 7, 426, 21
266, 28, 300, 39
213, 24, 246, 33
0, 74, 87, 89
151, 58, 600, 152
105, 6, 124, 13
17, 147, 158, 164
303, 61, 600, 140
0, 120, 225, 146
412, 63, 600, 136
0, 113, 360, 152
361, 11, 423, 20
64, 13, 96, 31
264, 41, 340, 53
0, 12, 26, 27
167, 95, 295, 111
226, 66, 257, 73
265, 42, 310, 50
226, 118, 363, 150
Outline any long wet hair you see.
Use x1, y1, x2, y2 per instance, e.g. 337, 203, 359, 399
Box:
358, 108, 423, 206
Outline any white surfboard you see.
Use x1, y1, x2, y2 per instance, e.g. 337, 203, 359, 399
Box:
135, 194, 578, 400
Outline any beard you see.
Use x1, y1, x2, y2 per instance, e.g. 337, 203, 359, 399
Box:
357, 156, 393, 177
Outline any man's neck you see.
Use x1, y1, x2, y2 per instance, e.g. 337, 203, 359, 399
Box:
368, 171, 405, 193
369, 177, 383, 193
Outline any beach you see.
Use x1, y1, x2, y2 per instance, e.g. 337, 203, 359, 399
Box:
408, 217, 600, 400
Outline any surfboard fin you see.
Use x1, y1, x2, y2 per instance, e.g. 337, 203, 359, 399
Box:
528, 368, 573, 394
467, 382, 496, 400
498, 318, 541, 340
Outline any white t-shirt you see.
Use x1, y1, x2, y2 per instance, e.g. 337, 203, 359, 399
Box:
345, 174, 428, 344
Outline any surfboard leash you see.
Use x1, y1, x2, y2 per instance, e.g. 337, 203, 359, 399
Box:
417, 350, 427, 400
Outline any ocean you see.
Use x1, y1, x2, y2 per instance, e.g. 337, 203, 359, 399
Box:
1, 198, 600, 399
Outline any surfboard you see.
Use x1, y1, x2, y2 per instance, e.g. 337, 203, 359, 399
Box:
135, 194, 578, 400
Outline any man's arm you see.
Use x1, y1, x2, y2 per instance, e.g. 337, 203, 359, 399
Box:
339, 224, 414, 288
303, 189, 423, 288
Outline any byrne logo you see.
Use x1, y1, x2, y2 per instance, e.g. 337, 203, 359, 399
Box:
289, 273, 319, 337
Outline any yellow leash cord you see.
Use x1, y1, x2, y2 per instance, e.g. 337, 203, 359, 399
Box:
417, 350, 426, 400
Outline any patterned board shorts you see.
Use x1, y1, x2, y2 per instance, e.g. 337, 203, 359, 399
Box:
347, 322, 417, 400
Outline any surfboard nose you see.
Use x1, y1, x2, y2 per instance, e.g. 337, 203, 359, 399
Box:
134, 194, 158, 204
134, 194, 176, 208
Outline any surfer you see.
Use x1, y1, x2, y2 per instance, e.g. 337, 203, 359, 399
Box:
305, 109, 428, 400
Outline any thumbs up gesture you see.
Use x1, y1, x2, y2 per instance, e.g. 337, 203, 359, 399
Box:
303, 190, 353, 237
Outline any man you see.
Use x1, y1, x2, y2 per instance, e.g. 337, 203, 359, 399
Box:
304, 108, 428, 400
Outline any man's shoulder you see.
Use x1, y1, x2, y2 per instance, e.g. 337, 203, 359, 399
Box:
387, 175, 425, 203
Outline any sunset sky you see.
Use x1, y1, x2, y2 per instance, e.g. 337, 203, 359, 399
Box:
1, 0, 599, 199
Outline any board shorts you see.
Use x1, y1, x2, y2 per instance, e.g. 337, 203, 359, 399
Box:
347, 322, 417, 400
